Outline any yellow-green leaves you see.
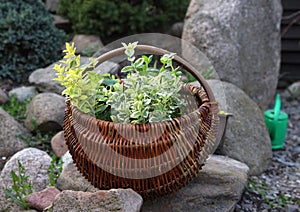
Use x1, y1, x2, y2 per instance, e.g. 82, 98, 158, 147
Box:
53, 43, 105, 115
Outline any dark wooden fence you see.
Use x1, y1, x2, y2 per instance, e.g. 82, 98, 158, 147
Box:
281, 1, 300, 84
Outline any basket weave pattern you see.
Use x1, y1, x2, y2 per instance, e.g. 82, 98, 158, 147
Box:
64, 83, 219, 198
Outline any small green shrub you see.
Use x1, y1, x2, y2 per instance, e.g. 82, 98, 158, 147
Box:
58, 0, 190, 40
4, 161, 33, 209
48, 155, 63, 186
0, 0, 66, 81
0, 94, 31, 121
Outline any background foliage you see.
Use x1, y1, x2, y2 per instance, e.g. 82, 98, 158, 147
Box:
0, 0, 66, 81
58, 0, 190, 40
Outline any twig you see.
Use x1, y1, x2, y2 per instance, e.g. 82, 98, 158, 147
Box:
281, 10, 300, 37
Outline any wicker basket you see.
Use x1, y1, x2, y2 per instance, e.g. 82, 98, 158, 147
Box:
63, 45, 219, 198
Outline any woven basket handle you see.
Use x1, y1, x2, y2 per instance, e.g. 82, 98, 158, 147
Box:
83, 45, 215, 102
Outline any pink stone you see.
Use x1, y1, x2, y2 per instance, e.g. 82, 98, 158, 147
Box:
26, 187, 60, 211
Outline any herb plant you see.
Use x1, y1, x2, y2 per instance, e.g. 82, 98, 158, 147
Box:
4, 161, 33, 209
48, 155, 63, 186
54, 42, 186, 124
53, 43, 114, 116
108, 42, 186, 123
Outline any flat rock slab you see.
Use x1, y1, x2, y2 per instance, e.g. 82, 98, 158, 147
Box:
45, 189, 143, 212
142, 155, 249, 212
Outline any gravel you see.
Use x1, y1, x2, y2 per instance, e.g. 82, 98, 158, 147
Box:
236, 90, 300, 212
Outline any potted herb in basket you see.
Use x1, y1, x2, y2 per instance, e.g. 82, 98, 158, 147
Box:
54, 42, 219, 198
54, 42, 186, 123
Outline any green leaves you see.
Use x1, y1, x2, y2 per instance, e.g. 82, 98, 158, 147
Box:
108, 42, 186, 124
53, 43, 109, 115
48, 156, 63, 187
0, 0, 66, 82
54, 42, 186, 124
4, 161, 33, 209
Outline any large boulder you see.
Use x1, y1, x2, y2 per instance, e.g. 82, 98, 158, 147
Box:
142, 155, 249, 212
201, 80, 272, 175
24, 93, 65, 132
45, 189, 143, 212
0, 148, 52, 192
0, 109, 29, 169
182, 0, 282, 110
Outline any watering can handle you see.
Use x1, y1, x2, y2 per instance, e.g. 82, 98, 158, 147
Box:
274, 94, 281, 122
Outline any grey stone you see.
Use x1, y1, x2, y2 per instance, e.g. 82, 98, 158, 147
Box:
45, 189, 143, 212
142, 155, 249, 212
286, 81, 300, 98
95, 60, 120, 75
8, 86, 37, 102
29, 63, 65, 94
52, 14, 70, 32
24, 93, 65, 132
0, 180, 20, 211
72, 34, 103, 55
169, 22, 184, 38
197, 80, 272, 175
46, 0, 58, 13
61, 151, 73, 170
51, 131, 68, 157
29, 58, 119, 94
0, 148, 52, 192
0, 88, 8, 104
56, 162, 98, 192
0, 108, 29, 169
26, 187, 60, 211
182, 0, 282, 110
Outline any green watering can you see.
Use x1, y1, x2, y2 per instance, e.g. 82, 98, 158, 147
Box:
264, 94, 288, 150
